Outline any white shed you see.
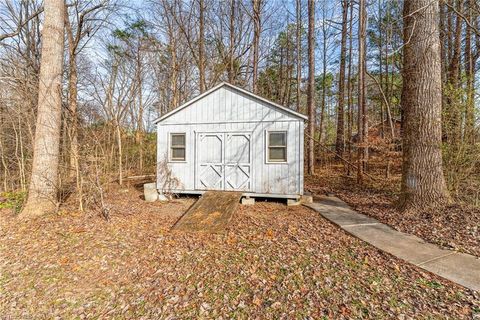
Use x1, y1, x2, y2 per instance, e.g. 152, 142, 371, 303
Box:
154, 82, 307, 200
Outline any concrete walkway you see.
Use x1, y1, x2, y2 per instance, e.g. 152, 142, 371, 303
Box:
305, 196, 480, 292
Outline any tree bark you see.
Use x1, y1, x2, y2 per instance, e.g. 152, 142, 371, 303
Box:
20, 0, 65, 217
252, 0, 261, 93
357, 0, 367, 183
346, 0, 354, 175
295, 0, 302, 112
464, 0, 475, 143
399, 0, 450, 210
306, 0, 315, 175
65, 11, 79, 183
335, 0, 348, 155
228, 0, 236, 84
198, 0, 206, 92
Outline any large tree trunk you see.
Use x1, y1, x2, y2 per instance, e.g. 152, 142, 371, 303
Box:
335, 0, 348, 155
20, 0, 65, 217
399, 0, 450, 210
306, 0, 315, 175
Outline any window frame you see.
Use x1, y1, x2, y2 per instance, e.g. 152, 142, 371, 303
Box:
266, 130, 287, 163
169, 133, 186, 162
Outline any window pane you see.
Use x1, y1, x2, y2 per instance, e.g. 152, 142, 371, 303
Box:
269, 147, 286, 161
171, 134, 185, 146
269, 132, 286, 146
172, 147, 185, 160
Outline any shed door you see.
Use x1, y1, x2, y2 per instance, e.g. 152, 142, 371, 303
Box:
196, 132, 252, 191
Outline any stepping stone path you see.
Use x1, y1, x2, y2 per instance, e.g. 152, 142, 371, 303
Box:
305, 196, 480, 292
173, 191, 242, 233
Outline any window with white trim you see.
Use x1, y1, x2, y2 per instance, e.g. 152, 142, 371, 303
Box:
170, 133, 186, 161
267, 131, 287, 162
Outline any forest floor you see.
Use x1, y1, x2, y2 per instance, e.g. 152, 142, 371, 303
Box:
306, 164, 480, 258
0, 183, 479, 318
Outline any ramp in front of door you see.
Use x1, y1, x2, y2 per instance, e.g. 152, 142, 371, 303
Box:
172, 191, 242, 233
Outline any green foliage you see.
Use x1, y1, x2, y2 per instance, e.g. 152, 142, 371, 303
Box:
0, 191, 26, 213
257, 23, 306, 106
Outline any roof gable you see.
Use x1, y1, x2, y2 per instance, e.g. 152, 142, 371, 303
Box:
154, 82, 307, 124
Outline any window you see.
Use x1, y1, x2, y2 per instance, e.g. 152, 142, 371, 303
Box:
170, 133, 186, 161
267, 131, 287, 162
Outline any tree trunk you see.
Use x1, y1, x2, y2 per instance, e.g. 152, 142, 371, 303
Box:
20, 0, 65, 217
445, 0, 463, 145
252, 0, 261, 93
335, 0, 348, 155
346, 0, 354, 175
115, 121, 123, 186
464, 0, 475, 143
317, 17, 327, 150
307, 0, 315, 175
295, 0, 302, 112
198, 0, 206, 92
399, 0, 450, 210
357, 0, 366, 183
228, 0, 236, 84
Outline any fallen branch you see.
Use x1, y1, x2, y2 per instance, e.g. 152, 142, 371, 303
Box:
123, 174, 155, 180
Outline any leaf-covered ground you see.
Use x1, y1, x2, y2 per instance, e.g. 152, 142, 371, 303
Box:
0, 185, 479, 319
306, 168, 480, 258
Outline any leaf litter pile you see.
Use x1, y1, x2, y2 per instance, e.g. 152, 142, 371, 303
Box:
306, 168, 480, 258
0, 185, 479, 318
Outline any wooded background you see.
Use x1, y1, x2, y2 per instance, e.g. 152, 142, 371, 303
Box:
0, 0, 479, 216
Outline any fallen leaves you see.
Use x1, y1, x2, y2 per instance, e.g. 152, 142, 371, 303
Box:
0, 185, 478, 319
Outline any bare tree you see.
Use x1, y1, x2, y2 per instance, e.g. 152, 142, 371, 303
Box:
357, 0, 367, 183
295, 0, 302, 112
251, 0, 262, 93
20, 0, 65, 217
335, 0, 349, 156
198, 0, 206, 92
306, 0, 315, 175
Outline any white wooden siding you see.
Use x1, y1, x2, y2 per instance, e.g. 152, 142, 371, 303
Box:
160, 86, 300, 124
156, 85, 304, 197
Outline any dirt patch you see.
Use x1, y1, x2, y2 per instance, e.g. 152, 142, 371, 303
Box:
0, 185, 478, 318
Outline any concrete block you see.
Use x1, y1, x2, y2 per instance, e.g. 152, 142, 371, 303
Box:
241, 197, 255, 205
144, 183, 158, 202
300, 195, 313, 204
287, 199, 301, 206
158, 193, 169, 202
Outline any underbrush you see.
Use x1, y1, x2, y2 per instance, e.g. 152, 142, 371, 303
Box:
0, 191, 26, 213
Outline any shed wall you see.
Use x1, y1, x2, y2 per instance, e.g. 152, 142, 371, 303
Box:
156, 86, 304, 197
